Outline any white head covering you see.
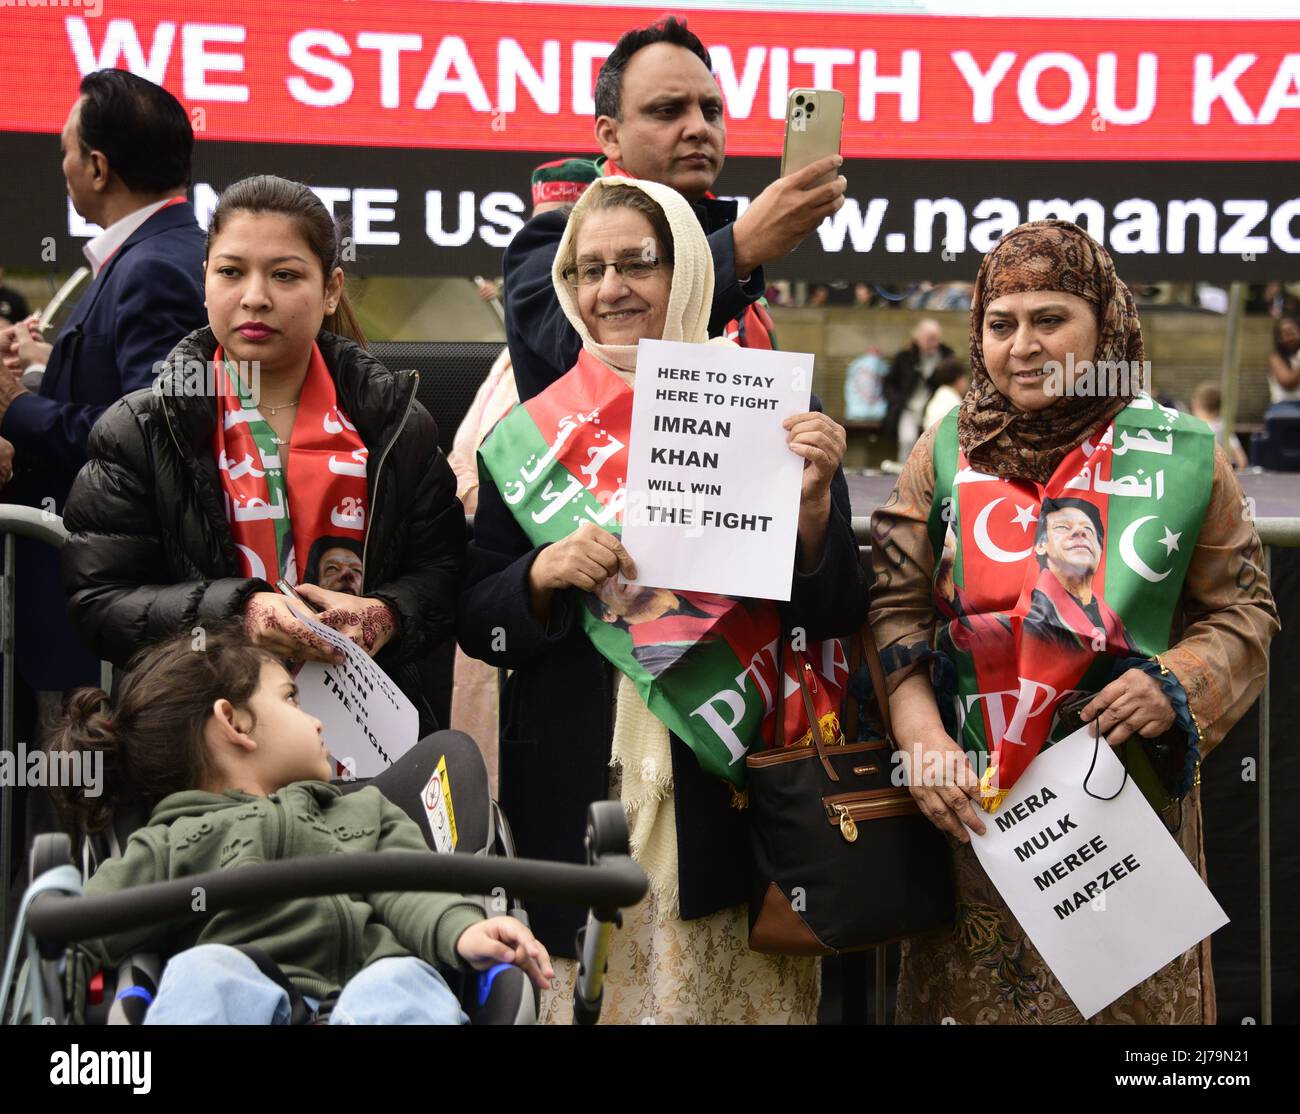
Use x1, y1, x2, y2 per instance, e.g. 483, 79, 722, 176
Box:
551, 176, 716, 378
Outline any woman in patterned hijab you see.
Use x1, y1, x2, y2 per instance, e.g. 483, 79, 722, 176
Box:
867, 219, 1278, 1024
959, 219, 1144, 483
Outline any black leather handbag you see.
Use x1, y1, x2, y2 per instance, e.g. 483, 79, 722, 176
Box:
746, 630, 955, 956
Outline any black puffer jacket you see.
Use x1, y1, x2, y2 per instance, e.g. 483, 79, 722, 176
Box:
61, 328, 465, 729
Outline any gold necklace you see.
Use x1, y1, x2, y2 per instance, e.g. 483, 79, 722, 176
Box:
261, 398, 300, 416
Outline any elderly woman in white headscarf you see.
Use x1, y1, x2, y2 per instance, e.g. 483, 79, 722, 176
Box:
457, 177, 869, 1023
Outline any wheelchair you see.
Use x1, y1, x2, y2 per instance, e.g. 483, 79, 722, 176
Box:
2, 730, 645, 1026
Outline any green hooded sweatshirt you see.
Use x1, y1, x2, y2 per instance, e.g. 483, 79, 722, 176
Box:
76, 781, 486, 1001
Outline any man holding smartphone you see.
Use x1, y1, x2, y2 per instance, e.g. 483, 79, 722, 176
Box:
502, 15, 847, 400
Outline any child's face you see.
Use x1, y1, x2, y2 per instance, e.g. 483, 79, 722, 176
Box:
246, 661, 332, 788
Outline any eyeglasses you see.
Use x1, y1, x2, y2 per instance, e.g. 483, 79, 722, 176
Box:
562, 256, 669, 287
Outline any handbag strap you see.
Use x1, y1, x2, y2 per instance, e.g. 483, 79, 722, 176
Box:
778, 634, 840, 783
857, 626, 898, 749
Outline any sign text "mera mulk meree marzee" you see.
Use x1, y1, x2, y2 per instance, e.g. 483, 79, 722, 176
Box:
967, 727, 1227, 1019
992, 784, 1143, 920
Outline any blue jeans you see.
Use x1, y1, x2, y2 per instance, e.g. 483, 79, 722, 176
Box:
142, 944, 468, 1025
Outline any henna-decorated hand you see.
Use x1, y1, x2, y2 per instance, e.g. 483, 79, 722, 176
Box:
243, 592, 345, 664
294, 583, 397, 656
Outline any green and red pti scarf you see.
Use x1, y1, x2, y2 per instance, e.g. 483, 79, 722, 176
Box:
927, 397, 1215, 809
596, 157, 776, 351
213, 342, 368, 585
478, 349, 846, 786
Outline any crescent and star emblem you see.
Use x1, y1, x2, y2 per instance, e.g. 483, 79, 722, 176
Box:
1119, 515, 1179, 583
973, 498, 1035, 563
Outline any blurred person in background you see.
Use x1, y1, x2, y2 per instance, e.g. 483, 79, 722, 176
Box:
0, 266, 30, 330
922, 355, 969, 431
884, 317, 953, 458
1190, 383, 1248, 469
1266, 316, 1300, 412
0, 264, 45, 386
843, 345, 889, 422
0, 270, 26, 491
1262, 282, 1300, 320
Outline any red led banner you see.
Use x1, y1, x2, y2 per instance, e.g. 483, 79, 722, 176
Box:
1, 1, 1298, 161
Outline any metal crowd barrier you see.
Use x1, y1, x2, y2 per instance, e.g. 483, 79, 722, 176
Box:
1, 508, 65, 953
2, 507, 1296, 1020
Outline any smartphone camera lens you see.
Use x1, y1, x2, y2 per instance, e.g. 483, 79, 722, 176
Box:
806, 101, 816, 114
794, 94, 805, 106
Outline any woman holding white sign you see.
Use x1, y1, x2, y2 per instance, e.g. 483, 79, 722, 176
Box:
63, 175, 465, 736
869, 219, 1278, 1024
460, 176, 869, 1023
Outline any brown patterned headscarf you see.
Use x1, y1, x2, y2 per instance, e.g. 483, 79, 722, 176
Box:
958, 219, 1143, 483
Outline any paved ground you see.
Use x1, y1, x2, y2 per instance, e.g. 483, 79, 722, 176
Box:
846, 469, 1300, 520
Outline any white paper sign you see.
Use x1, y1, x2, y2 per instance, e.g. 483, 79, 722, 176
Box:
287, 607, 419, 780
967, 727, 1228, 1019
620, 338, 812, 601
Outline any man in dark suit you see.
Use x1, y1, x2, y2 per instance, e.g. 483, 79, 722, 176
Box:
502, 16, 847, 401
0, 69, 205, 692
0, 70, 205, 509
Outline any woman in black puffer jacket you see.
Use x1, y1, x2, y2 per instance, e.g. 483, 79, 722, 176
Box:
61, 176, 463, 733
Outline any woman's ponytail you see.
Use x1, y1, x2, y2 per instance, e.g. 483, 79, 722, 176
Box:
324, 290, 367, 348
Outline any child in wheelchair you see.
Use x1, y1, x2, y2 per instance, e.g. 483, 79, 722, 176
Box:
43, 625, 554, 1024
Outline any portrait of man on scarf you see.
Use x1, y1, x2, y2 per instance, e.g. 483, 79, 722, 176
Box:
1023, 496, 1139, 660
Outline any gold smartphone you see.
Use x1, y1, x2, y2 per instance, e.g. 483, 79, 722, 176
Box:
780, 88, 844, 185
